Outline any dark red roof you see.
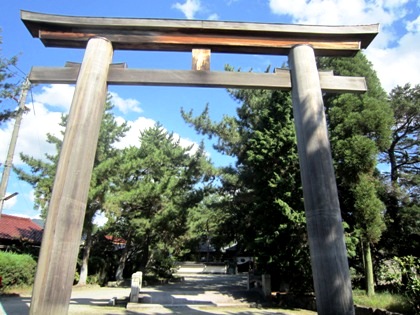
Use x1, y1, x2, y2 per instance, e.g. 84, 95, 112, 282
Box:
104, 235, 126, 245
0, 214, 43, 244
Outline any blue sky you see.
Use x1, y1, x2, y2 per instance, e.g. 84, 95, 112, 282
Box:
1, 0, 419, 220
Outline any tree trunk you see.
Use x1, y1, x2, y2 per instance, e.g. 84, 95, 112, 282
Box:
77, 222, 93, 286
142, 234, 151, 271
364, 241, 375, 296
116, 237, 131, 281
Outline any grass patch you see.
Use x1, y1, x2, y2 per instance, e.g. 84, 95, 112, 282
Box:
353, 289, 413, 314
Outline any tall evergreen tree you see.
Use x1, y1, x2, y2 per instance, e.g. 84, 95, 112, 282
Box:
318, 52, 393, 295
182, 70, 311, 291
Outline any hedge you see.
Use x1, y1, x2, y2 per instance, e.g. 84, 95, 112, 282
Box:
0, 251, 37, 290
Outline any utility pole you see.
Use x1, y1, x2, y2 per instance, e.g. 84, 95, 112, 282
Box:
0, 78, 30, 216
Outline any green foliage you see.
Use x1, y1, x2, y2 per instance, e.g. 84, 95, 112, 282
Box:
86, 230, 121, 285
395, 256, 420, 312
343, 221, 359, 258
380, 83, 420, 259
318, 53, 393, 295
186, 193, 228, 258
0, 251, 37, 290
104, 124, 214, 275
377, 256, 420, 313
182, 68, 310, 291
353, 289, 413, 314
86, 274, 100, 285
15, 97, 128, 219
0, 29, 21, 124
14, 96, 129, 284
148, 247, 176, 278
73, 270, 80, 284
352, 174, 386, 244
386, 83, 420, 184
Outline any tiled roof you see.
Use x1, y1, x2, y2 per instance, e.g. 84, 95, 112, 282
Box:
104, 235, 126, 245
0, 214, 43, 244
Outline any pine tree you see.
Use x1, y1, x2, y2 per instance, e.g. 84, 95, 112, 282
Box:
0, 30, 21, 124
103, 124, 214, 279
380, 83, 420, 258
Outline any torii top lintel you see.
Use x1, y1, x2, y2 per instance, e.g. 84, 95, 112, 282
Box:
21, 10, 378, 57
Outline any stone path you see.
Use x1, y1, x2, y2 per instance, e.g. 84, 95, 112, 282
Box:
129, 273, 262, 310
0, 273, 315, 314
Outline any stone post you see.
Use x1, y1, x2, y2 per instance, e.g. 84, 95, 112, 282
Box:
262, 274, 271, 299
130, 271, 143, 303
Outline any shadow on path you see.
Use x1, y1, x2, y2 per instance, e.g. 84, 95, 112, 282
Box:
0, 295, 31, 315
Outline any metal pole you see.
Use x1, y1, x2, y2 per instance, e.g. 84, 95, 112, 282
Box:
289, 44, 354, 315
30, 37, 113, 315
0, 78, 30, 216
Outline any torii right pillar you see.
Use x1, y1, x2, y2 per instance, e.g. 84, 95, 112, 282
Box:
289, 44, 354, 315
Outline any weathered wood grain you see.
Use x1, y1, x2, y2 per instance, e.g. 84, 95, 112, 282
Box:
289, 44, 354, 315
29, 37, 113, 315
21, 10, 378, 56
29, 67, 367, 93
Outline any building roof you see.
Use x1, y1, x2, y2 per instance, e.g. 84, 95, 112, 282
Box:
0, 214, 43, 244
104, 235, 126, 245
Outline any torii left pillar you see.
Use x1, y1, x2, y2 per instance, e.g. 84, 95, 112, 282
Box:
30, 37, 113, 315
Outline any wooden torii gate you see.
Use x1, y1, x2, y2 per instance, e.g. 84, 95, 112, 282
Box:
22, 11, 378, 315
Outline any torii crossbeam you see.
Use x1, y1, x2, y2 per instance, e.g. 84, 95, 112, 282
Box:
22, 10, 378, 315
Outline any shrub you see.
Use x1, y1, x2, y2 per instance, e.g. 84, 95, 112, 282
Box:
148, 249, 175, 279
87, 274, 100, 285
395, 256, 420, 313
0, 251, 37, 290
378, 256, 420, 313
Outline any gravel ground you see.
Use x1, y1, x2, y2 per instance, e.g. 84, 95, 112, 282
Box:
0, 274, 317, 315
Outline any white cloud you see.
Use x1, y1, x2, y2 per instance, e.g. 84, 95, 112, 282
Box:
113, 116, 157, 149
173, 0, 202, 19
366, 28, 420, 91
208, 13, 220, 20
406, 14, 420, 32
268, 0, 419, 91
1, 84, 202, 168
0, 101, 65, 166
1, 85, 145, 167
268, 0, 399, 30
109, 91, 142, 114
173, 133, 201, 155
113, 116, 201, 154
33, 84, 75, 110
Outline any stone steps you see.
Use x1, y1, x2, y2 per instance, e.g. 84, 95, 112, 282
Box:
137, 289, 257, 306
